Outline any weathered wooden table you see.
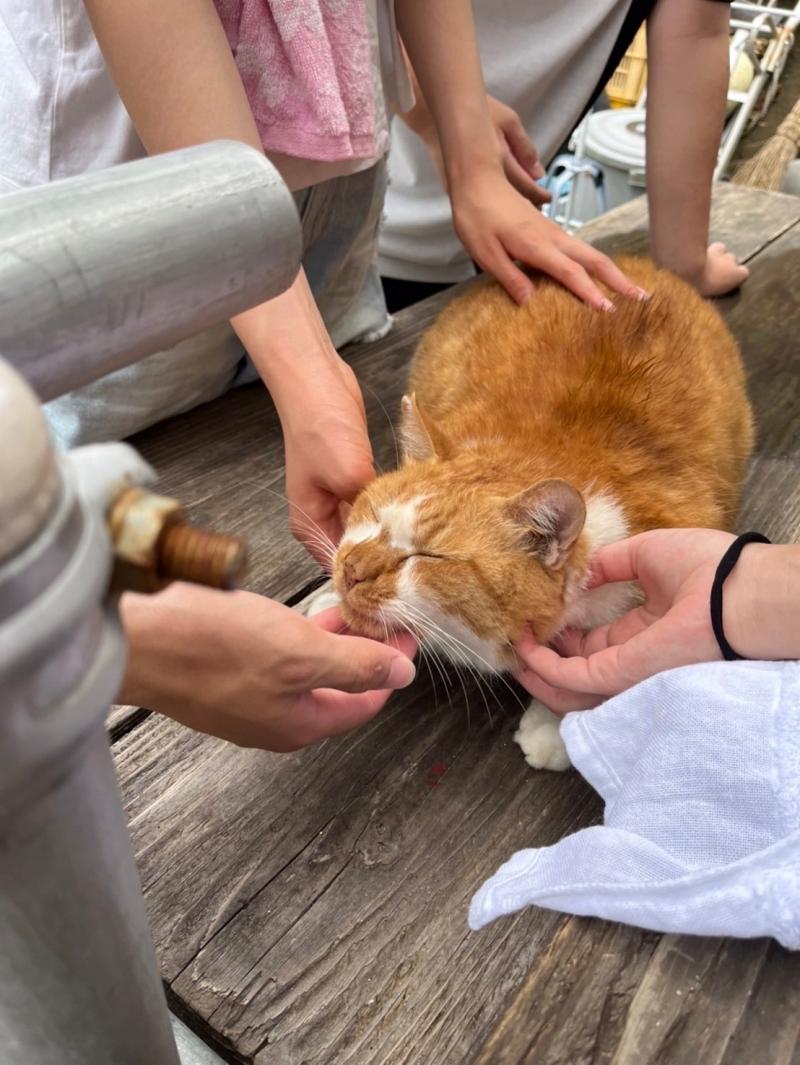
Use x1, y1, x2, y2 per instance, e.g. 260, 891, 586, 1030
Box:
111, 185, 800, 1065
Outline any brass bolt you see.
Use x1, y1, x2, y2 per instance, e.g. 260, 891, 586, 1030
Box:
108, 486, 248, 593
156, 522, 247, 590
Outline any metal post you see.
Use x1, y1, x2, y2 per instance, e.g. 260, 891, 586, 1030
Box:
0, 140, 301, 400
0, 144, 302, 1063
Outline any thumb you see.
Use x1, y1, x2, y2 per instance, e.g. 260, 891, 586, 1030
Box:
501, 112, 544, 179
586, 534, 647, 589
313, 630, 417, 693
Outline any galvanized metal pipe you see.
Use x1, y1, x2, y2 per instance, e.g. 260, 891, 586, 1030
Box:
0, 140, 301, 400
0, 140, 301, 1063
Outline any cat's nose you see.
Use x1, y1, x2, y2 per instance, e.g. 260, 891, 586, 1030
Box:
343, 559, 365, 592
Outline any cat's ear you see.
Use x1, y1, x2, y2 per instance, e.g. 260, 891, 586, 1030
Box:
400, 393, 448, 462
505, 479, 586, 568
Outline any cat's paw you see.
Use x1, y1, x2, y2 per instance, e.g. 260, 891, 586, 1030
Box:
303, 583, 341, 618
514, 701, 571, 772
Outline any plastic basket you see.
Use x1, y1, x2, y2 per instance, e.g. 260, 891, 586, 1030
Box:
606, 25, 648, 108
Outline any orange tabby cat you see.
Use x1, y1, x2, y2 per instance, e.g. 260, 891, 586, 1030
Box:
324, 257, 753, 770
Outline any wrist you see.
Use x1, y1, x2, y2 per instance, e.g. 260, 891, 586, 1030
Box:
117, 592, 165, 707
653, 245, 707, 288
723, 544, 799, 660
446, 153, 507, 204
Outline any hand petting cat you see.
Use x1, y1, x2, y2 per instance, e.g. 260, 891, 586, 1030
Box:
513, 528, 799, 714
450, 171, 648, 310
399, 0, 749, 310
119, 587, 417, 751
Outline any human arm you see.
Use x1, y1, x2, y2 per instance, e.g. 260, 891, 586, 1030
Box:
398, 46, 550, 205
394, 0, 644, 308
514, 528, 800, 714
82, 0, 375, 559
118, 587, 417, 750
646, 0, 749, 295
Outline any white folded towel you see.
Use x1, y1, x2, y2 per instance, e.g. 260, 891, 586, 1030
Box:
470, 661, 800, 949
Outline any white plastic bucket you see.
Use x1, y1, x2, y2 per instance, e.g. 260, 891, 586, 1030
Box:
581, 107, 647, 210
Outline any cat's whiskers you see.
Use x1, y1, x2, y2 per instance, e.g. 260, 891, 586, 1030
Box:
393, 601, 500, 725
381, 608, 449, 714
390, 611, 448, 714
362, 382, 401, 471
388, 603, 452, 697
398, 599, 526, 717
238, 481, 338, 568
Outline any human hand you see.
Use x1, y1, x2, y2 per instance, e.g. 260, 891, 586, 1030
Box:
232, 272, 377, 567
406, 92, 550, 207
449, 167, 647, 308
513, 528, 741, 714
692, 242, 750, 297
279, 354, 375, 567
119, 585, 417, 750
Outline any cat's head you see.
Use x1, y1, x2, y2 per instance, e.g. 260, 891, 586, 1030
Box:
332, 395, 589, 673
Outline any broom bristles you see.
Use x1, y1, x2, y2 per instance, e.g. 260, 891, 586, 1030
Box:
732, 96, 800, 191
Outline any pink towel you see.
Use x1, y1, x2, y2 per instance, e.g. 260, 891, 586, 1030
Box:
215, 0, 380, 162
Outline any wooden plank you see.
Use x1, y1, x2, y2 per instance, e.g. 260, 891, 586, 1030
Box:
470, 919, 662, 1065
113, 191, 800, 1064
106, 704, 145, 737
722, 227, 800, 541
116, 680, 600, 1063
585, 182, 800, 263
721, 941, 800, 1064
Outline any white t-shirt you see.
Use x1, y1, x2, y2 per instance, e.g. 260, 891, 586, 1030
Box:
379, 0, 634, 283
0, 0, 410, 194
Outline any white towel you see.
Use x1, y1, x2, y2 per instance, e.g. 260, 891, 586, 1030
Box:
470, 661, 800, 948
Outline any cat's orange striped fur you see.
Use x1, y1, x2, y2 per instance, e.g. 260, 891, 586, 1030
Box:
328, 257, 753, 768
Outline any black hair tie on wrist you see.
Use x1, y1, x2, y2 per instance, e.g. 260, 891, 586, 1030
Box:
710, 532, 771, 661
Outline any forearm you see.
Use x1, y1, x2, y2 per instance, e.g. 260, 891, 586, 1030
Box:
395, 0, 500, 185
646, 0, 730, 280
725, 544, 800, 660
84, 0, 337, 401
83, 0, 262, 154
231, 272, 341, 416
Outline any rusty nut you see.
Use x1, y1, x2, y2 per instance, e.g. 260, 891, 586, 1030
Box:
107, 486, 247, 593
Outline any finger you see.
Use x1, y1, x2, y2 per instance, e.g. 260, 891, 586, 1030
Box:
586, 534, 651, 589
309, 608, 418, 665
565, 241, 649, 301
503, 152, 552, 205
501, 113, 544, 178
478, 238, 536, 304
308, 604, 348, 634
333, 465, 376, 505
312, 630, 417, 693
296, 686, 395, 740
516, 640, 627, 696
520, 616, 688, 696
513, 666, 602, 715
502, 234, 614, 311
553, 607, 652, 658
382, 630, 418, 659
